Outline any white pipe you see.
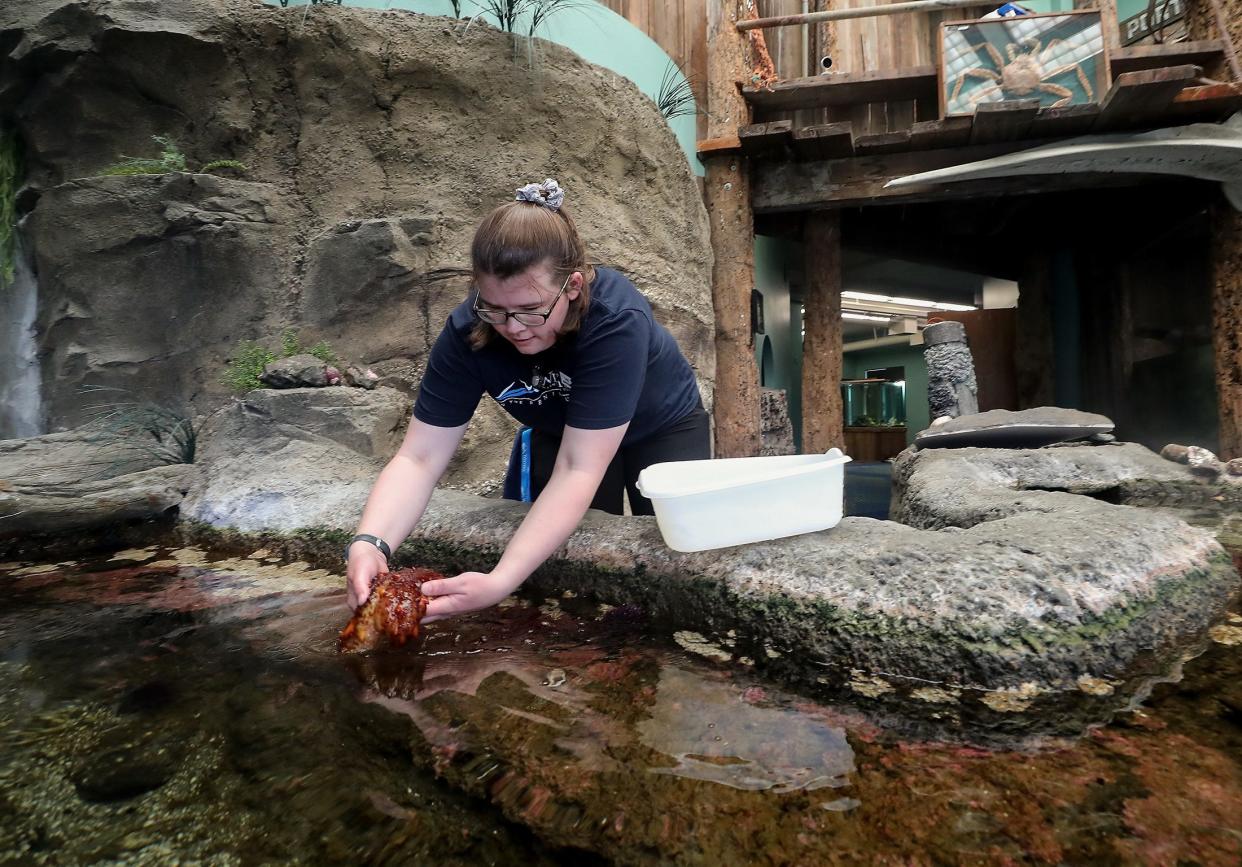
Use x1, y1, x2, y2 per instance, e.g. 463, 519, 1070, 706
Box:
738, 0, 1004, 31
801, 0, 809, 80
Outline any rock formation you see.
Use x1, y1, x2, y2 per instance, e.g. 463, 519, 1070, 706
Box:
2, 0, 714, 493
183, 403, 1240, 734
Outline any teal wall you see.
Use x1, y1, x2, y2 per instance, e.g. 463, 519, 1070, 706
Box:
752, 235, 804, 449
1023, 0, 1078, 11
842, 344, 929, 445
271, 1, 702, 174
1018, 1, 1149, 22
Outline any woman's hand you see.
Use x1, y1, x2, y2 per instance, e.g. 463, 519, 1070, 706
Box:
420, 571, 524, 624
346, 542, 388, 610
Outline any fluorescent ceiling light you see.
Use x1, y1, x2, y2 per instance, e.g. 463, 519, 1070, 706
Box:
842, 312, 892, 323
842, 290, 975, 312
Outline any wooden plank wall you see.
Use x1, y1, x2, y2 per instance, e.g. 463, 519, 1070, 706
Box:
597, 0, 804, 136
597, 0, 993, 136
597, 0, 709, 135
824, 1, 996, 132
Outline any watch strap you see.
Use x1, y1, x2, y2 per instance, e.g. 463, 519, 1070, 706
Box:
346, 533, 392, 561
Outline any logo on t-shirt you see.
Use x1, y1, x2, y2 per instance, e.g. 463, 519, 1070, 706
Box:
496, 366, 572, 406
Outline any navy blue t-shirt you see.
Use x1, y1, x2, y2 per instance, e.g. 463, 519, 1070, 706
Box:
414, 267, 701, 446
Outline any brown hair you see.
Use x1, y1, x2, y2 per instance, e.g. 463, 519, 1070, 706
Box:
468, 200, 595, 350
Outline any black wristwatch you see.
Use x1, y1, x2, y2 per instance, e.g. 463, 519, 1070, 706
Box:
345, 533, 392, 562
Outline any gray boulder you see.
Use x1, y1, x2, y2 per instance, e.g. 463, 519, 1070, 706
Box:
185, 427, 1239, 732
181, 387, 411, 531
1186, 445, 1224, 478
0, 464, 195, 540
0, 429, 196, 540
915, 407, 1114, 450
239, 386, 410, 460
259, 354, 337, 389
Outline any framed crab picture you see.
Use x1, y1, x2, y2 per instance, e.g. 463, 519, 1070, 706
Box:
939, 10, 1111, 118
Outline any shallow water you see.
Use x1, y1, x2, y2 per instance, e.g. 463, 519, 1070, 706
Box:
1, 546, 1240, 865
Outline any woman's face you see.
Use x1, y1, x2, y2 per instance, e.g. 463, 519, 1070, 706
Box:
474, 263, 582, 355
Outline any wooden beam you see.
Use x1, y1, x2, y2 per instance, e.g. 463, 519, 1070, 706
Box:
1110, 39, 1225, 75
697, 134, 742, 158
908, 117, 972, 150
1094, 64, 1201, 130
1204, 0, 1242, 82
791, 122, 855, 160
752, 143, 1158, 211
739, 120, 793, 156
1027, 104, 1100, 139
706, 0, 760, 458
742, 66, 936, 112
737, 0, 1015, 30
741, 41, 1224, 119
802, 212, 844, 454
969, 99, 1040, 145
1167, 82, 1242, 120
854, 129, 913, 155
1211, 203, 1242, 460
1097, 0, 1121, 52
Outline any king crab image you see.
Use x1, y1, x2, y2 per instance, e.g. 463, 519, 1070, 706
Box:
950, 34, 1096, 111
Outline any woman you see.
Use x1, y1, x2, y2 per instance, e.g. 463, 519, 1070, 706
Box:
346, 179, 709, 622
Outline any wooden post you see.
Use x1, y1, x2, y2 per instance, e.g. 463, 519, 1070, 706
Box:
1014, 254, 1055, 410
801, 211, 844, 453
1211, 204, 1242, 459
705, 0, 761, 458
1188, 3, 1242, 457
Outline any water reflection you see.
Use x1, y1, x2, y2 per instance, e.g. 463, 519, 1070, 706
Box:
638, 668, 854, 792
2, 547, 1241, 865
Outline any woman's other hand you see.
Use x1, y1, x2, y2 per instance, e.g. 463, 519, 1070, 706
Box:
346, 542, 388, 610
420, 571, 523, 623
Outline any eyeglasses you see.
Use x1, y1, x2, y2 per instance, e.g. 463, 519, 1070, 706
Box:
472, 273, 572, 327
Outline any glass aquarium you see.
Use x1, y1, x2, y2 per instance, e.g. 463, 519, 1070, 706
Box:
841, 378, 906, 427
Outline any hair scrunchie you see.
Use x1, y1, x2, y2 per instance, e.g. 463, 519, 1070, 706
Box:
514, 178, 565, 211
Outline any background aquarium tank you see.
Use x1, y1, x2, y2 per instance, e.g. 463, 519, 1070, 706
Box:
841, 378, 906, 427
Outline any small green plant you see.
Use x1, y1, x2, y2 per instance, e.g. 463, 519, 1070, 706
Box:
78, 386, 199, 467
1, 130, 24, 289
99, 136, 248, 177
222, 341, 277, 393
469, 0, 592, 37
280, 328, 340, 365
222, 331, 340, 394
524, 0, 593, 37
100, 135, 188, 176
656, 60, 701, 121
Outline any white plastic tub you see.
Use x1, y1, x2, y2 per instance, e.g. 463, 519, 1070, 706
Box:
635, 448, 853, 552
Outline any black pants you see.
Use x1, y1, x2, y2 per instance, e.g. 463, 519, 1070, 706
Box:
504, 406, 711, 516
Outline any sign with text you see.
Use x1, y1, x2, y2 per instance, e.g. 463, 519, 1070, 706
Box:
1120, 0, 1186, 46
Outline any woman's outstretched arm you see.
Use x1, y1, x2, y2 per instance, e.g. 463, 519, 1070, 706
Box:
420, 421, 628, 622
346, 417, 468, 609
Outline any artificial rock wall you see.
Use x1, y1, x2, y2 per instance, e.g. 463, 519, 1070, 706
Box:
0, 0, 714, 490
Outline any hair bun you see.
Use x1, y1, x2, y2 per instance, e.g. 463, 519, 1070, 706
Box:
514, 178, 565, 211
